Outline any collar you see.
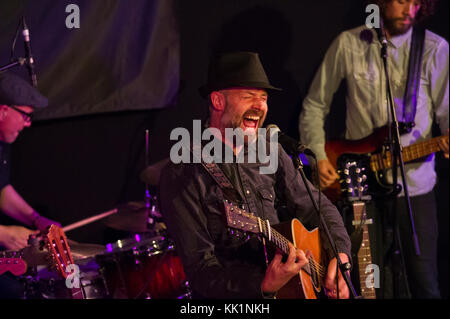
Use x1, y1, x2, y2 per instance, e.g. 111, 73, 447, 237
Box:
389, 27, 413, 49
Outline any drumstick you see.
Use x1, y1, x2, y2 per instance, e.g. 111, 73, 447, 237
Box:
62, 208, 118, 232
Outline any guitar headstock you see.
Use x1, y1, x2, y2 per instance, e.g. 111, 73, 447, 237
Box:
0, 256, 27, 276
45, 225, 75, 279
223, 201, 260, 234
337, 156, 369, 201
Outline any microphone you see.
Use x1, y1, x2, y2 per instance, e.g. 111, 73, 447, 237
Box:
22, 17, 37, 87
266, 124, 316, 158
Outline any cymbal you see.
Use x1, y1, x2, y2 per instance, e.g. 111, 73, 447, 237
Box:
67, 239, 104, 260
103, 201, 161, 233
140, 158, 170, 185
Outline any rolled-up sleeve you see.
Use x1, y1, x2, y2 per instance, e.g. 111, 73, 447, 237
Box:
299, 33, 346, 160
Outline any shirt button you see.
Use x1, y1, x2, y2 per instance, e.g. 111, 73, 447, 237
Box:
246, 190, 250, 195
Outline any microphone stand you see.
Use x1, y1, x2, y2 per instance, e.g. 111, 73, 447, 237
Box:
378, 26, 416, 299
0, 58, 26, 73
292, 153, 361, 299
144, 129, 154, 230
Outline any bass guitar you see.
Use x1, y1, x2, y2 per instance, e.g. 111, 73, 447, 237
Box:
341, 161, 376, 299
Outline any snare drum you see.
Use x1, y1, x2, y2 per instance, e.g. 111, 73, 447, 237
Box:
96, 235, 187, 299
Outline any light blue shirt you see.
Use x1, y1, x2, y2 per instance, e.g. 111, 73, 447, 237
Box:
300, 25, 449, 196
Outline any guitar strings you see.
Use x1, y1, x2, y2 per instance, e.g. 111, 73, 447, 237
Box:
270, 227, 326, 276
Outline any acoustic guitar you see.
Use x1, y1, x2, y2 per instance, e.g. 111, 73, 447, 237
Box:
45, 225, 85, 299
223, 200, 325, 299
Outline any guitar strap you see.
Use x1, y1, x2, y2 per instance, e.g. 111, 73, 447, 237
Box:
401, 26, 426, 133
191, 142, 243, 204
196, 157, 273, 267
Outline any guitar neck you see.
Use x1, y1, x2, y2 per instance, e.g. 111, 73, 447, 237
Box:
370, 135, 446, 171
70, 287, 85, 299
259, 217, 291, 255
352, 202, 376, 299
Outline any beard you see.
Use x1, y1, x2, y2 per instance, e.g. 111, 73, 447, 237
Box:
221, 109, 267, 146
384, 16, 415, 37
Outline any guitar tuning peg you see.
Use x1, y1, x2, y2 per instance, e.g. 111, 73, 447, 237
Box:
344, 169, 349, 175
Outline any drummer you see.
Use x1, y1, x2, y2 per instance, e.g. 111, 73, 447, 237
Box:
0, 72, 61, 298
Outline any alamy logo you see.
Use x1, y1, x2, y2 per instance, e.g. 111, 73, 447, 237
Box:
65, 4, 80, 29
65, 264, 81, 289
365, 264, 380, 289
169, 120, 279, 174
365, 4, 380, 29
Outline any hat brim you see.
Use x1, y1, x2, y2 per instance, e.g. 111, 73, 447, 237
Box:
199, 81, 281, 98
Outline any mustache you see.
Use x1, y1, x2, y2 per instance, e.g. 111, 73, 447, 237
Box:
393, 16, 414, 23
243, 110, 265, 118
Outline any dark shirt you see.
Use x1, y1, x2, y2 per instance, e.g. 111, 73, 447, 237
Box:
159, 141, 351, 299
0, 142, 10, 191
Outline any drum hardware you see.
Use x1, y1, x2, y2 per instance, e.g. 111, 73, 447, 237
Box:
103, 201, 164, 234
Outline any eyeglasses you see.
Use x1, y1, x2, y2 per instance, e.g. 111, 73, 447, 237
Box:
8, 105, 33, 123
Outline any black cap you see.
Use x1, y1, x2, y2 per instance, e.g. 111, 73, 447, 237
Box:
0, 72, 48, 108
199, 51, 281, 98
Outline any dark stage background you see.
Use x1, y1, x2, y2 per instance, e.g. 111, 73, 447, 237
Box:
0, 0, 448, 297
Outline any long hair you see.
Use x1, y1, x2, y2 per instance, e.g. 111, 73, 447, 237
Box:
370, 0, 438, 24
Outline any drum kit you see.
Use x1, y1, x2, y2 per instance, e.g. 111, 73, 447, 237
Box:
14, 155, 191, 299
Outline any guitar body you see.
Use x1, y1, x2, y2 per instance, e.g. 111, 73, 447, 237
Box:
324, 127, 389, 203
324, 126, 448, 203
272, 219, 323, 299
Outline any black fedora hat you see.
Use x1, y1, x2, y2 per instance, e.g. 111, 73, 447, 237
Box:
199, 51, 281, 98
0, 72, 48, 108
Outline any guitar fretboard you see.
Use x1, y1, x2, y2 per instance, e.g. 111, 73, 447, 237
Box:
259, 217, 291, 255
370, 135, 447, 172
353, 202, 376, 299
